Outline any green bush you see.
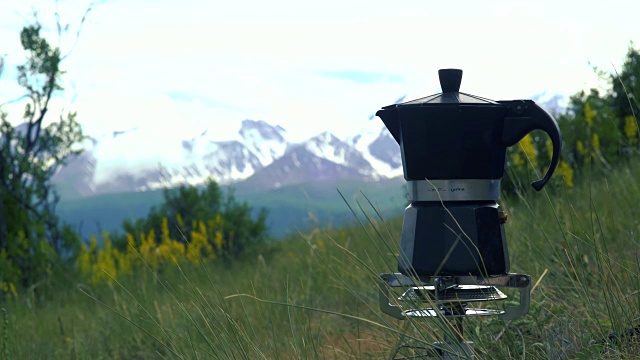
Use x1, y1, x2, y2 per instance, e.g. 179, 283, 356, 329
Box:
116, 180, 269, 259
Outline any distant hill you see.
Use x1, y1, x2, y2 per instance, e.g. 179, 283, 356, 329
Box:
57, 177, 407, 241
57, 189, 165, 239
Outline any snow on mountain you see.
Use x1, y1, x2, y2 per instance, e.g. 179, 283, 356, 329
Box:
59, 119, 293, 194
240, 132, 375, 189
349, 119, 403, 179
238, 119, 288, 166
136, 120, 289, 191
303, 131, 373, 174
202, 140, 262, 181
305, 132, 373, 172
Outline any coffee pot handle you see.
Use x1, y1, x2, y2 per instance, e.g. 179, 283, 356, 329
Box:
500, 100, 562, 191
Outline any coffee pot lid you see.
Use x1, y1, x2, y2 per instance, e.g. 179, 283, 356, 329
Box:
383, 69, 498, 108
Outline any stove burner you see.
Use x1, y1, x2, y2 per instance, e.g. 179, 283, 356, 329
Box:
401, 285, 507, 304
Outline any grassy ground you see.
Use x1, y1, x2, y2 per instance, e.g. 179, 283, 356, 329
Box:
3, 159, 640, 359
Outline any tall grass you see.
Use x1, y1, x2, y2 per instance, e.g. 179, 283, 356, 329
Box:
2, 158, 640, 358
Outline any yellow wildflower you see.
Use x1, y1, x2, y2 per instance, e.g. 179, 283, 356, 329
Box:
213, 231, 224, 251
139, 230, 159, 269
518, 134, 538, 168
545, 139, 553, 160
591, 133, 600, 153
77, 235, 98, 277
0, 282, 17, 298
126, 233, 136, 247
161, 217, 175, 243
93, 238, 117, 284
176, 213, 184, 229
555, 161, 574, 187
624, 115, 638, 144
187, 221, 215, 264
114, 249, 132, 276
576, 140, 587, 156
584, 103, 595, 126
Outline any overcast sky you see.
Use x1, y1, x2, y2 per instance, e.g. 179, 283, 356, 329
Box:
1, 0, 639, 143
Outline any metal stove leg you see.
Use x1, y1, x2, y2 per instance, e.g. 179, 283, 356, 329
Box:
379, 281, 405, 320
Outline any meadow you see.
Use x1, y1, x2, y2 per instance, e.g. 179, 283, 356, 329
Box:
1, 155, 639, 359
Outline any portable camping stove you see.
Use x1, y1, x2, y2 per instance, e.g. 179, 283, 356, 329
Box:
379, 272, 531, 358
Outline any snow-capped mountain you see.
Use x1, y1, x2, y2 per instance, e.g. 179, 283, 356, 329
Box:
53, 117, 404, 197
239, 131, 377, 189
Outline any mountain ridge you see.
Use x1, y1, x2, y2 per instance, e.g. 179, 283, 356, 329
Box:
53, 118, 402, 198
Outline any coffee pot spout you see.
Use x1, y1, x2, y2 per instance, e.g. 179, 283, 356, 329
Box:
376, 108, 401, 144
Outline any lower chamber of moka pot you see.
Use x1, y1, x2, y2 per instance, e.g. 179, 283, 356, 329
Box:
398, 201, 510, 277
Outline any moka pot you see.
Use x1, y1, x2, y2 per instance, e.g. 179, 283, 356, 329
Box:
376, 69, 561, 277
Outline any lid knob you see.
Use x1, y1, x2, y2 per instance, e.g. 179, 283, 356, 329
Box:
438, 69, 463, 93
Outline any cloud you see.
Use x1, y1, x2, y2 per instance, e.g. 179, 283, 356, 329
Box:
317, 70, 404, 84
2, 0, 640, 148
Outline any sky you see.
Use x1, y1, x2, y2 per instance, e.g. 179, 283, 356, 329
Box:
1, 0, 639, 143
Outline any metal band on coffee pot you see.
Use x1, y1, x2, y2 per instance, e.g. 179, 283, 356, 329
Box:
408, 179, 501, 201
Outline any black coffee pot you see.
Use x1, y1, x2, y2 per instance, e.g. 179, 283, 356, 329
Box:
376, 69, 562, 277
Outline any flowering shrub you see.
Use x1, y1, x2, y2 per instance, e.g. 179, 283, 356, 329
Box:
77, 216, 225, 285
77, 179, 267, 285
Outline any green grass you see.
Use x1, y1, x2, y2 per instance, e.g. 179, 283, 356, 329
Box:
4, 159, 640, 359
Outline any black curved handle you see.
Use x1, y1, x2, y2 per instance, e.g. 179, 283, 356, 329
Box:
500, 100, 562, 191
